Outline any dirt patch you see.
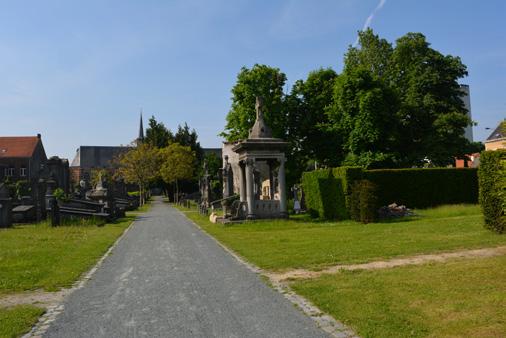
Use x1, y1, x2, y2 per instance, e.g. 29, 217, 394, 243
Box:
268, 246, 506, 282
0, 289, 71, 308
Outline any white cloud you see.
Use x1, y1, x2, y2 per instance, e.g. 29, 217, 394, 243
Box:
353, 0, 387, 47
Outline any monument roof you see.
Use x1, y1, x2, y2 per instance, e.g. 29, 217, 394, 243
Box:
0, 136, 41, 158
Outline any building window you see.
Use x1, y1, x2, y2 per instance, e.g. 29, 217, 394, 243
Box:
20, 167, 27, 177
4, 167, 15, 177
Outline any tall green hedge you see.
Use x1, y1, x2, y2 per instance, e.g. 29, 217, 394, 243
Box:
479, 150, 506, 233
332, 167, 363, 218
302, 166, 479, 220
301, 169, 345, 219
364, 168, 478, 208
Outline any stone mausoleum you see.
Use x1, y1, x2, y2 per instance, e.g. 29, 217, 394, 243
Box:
222, 97, 289, 219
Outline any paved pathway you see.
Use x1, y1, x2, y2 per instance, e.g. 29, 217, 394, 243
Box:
44, 198, 328, 338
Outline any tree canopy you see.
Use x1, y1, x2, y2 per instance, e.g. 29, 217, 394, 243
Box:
115, 143, 160, 205
160, 143, 196, 202
145, 116, 173, 148
222, 29, 476, 172
220, 64, 287, 141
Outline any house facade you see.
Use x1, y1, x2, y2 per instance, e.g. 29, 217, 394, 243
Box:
0, 134, 47, 183
484, 120, 505, 151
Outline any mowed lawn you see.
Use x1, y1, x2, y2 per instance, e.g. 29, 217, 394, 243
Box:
292, 255, 506, 338
0, 209, 146, 338
180, 205, 506, 271
0, 212, 143, 294
0, 305, 45, 338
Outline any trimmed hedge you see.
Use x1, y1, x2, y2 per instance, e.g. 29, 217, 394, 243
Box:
365, 168, 478, 209
332, 167, 363, 218
478, 150, 506, 233
301, 169, 345, 219
302, 166, 479, 220
350, 179, 378, 223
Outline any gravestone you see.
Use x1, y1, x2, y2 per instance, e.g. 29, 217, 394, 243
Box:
0, 183, 13, 228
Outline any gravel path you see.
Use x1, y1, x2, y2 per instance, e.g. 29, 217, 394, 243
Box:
44, 198, 327, 338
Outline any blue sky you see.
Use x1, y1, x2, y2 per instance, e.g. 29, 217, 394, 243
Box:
0, 0, 504, 159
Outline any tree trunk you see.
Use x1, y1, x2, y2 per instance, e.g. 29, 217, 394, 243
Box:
175, 180, 179, 204
139, 184, 143, 206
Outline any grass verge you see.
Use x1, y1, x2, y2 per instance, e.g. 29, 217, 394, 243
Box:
0, 208, 147, 295
177, 204, 505, 271
0, 305, 45, 338
291, 255, 506, 338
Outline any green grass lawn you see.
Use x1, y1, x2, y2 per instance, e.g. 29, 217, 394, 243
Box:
0, 213, 140, 294
0, 305, 45, 338
179, 204, 505, 271
291, 255, 506, 338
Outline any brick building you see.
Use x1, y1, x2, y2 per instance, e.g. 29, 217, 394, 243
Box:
0, 134, 47, 183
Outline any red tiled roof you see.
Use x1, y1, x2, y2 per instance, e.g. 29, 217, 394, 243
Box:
0, 137, 40, 158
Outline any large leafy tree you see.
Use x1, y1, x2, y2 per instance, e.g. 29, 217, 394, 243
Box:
160, 143, 196, 203
174, 123, 204, 165
389, 32, 471, 166
221, 64, 287, 141
115, 143, 160, 205
326, 29, 471, 167
344, 29, 393, 78
328, 69, 399, 168
285, 68, 341, 184
145, 116, 173, 148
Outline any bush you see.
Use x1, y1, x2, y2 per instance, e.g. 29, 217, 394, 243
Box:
349, 180, 378, 223
364, 168, 478, 208
301, 169, 344, 219
479, 150, 506, 233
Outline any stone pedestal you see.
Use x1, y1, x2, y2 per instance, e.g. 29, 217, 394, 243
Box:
245, 159, 256, 219
278, 159, 287, 218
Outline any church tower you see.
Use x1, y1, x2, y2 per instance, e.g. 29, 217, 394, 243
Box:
137, 111, 144, 144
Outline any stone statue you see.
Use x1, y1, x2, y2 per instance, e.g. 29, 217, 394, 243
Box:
249, 96, 273, 139
255, 96, 265, 120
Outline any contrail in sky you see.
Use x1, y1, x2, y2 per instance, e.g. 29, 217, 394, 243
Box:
353, 0, 387, 47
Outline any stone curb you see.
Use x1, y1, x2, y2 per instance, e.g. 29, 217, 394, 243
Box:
174, 207, 359, 338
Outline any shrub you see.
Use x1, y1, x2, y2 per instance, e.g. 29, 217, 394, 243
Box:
364, 168, 478, 208
53, 188, 68, 202
301, 169, 344, 219
478, 150, 506, 233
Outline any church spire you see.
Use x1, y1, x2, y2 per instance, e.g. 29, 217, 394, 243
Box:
138, 110, 144, 143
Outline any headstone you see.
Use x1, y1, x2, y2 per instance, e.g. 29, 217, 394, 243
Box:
35, 179, 47, 221
0, 183, 13, 228
50, 198, 60, 226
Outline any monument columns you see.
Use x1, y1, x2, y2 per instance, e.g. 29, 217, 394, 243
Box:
278, 158, 287, 217
268, 160, 275, 200
239, 162, 247, 202
245, 159, 255, 219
